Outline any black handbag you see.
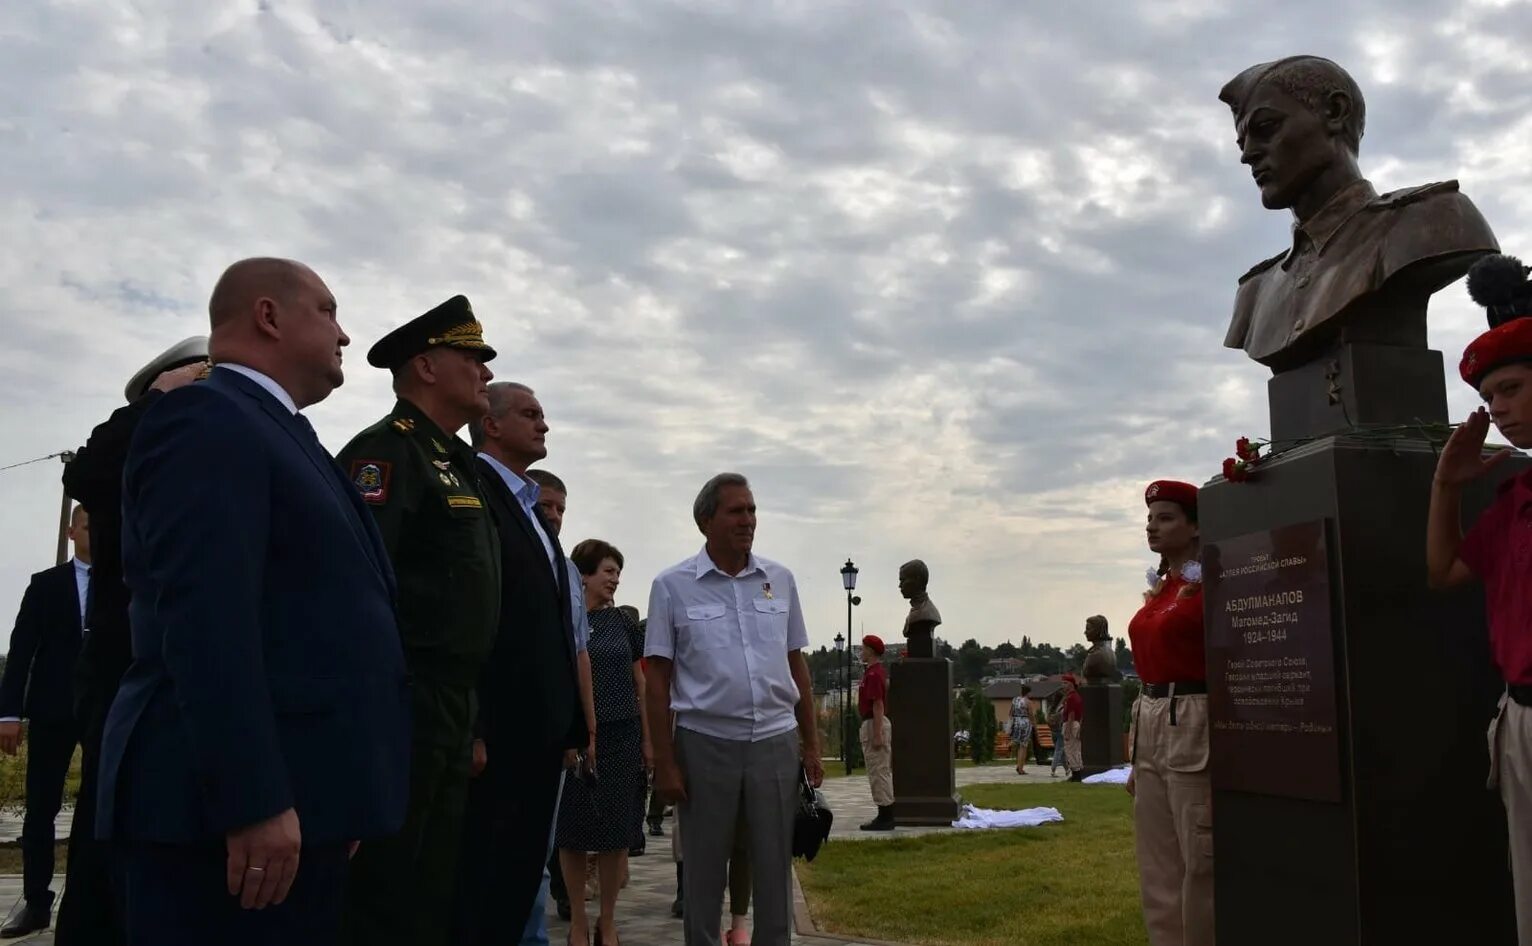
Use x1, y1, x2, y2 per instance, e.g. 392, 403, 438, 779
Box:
792, 766, 833, 862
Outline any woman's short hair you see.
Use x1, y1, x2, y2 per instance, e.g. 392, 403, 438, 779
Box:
570, 538, 624, 576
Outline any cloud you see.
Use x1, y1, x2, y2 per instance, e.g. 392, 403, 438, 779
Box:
1, 0, 1529, 657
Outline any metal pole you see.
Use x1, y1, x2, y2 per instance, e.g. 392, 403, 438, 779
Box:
844, 591, 852, 776
55, 452, 76, 565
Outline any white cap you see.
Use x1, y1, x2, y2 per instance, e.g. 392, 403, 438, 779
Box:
123, 336, 209, 402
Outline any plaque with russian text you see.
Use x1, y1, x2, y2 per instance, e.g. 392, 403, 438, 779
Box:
1205, 519, 1340, 802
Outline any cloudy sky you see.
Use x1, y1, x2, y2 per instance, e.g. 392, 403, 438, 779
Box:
2, 0, 1529, 655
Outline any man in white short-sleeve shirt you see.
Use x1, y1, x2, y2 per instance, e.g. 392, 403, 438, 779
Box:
645, 473, 822, 946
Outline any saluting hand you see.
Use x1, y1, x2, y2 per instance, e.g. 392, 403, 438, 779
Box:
226, 807, 301, 910
1435, 409, 1513, 488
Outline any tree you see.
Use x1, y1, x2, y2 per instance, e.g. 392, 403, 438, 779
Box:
1114, 638, 1134, 673
1066, 643, 1088, 668
957, 639, 989, 686
935, 638, 955, 661
842, 702, 864, 770
1020, 635, 1033, 654
965, 687, 996, 764
994, 640, 1018, 659
1121, 677, 1141, 734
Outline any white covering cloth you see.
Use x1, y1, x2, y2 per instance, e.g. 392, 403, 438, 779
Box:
1082, 765, 1133, 785
950, 804, 1064, 830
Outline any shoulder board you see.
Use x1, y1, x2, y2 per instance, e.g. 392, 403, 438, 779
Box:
391, 417, 416, 435
1375, 180, 1459, 209
1237, 251, 1286, 285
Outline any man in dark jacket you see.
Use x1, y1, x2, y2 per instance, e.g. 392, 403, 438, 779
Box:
0, 506, 89, 937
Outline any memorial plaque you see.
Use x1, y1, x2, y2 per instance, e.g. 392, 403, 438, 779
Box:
1205, 518, 1340, 803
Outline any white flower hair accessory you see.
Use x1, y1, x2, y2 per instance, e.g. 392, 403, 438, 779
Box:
1146, 566, 1161, 589
1181, 561, 1203, 583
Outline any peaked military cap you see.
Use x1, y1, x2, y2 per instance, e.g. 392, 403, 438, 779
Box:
124, 335, 209, 402
367, 295, 497, 369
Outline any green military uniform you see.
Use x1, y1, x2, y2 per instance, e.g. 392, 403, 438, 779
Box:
339, 296, 500, 946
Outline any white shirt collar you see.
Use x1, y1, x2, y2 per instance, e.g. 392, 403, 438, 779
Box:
71, 557, 89, 577
217, 363, 298, 415
476, 451, 540, 504
693, 545, 763, 580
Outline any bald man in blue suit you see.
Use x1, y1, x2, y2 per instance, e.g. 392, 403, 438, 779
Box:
96, 258, 410, 946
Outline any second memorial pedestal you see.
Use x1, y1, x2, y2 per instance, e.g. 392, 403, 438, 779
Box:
888, 657, 959, 825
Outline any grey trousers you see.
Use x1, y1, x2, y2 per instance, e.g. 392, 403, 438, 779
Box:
675, 726, 800, 946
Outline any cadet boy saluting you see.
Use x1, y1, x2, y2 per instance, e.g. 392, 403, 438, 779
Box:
339, 296, 502, 946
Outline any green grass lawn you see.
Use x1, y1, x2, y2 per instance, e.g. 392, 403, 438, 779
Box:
797, 782, 1146, 946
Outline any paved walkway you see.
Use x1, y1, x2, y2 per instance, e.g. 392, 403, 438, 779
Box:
543, 763, 1071, 945
0, 765, 1076, 944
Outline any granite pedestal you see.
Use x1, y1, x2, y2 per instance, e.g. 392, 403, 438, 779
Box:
888, 658, 959, 825
1202, 342, 1518, 945
1075, 683, 1124, 779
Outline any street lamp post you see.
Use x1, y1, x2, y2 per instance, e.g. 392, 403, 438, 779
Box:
840, 558, 860, 776
833, 632, 845, 767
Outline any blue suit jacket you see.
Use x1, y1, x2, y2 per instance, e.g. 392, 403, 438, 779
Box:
0, 562, 82, 723
97, 368, 410, 844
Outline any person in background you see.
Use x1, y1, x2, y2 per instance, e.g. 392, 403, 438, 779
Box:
99, 258, 410, 945
555, 540, 647, 946
1126, 479, 1212, 946
617, 605, 650, 859
858, 635, 894, 831
1047, 692, 1067, 778
1008, 684, 1034, 776
523, 467, 594, 945
645, 472, 823, 946
1426, 252, 1532, 944
1061, 675, 1085, 778
0, 506, 89, 937
58, 335, 208, 946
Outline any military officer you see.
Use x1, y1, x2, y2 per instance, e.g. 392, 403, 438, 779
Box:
339, 296, 502, 946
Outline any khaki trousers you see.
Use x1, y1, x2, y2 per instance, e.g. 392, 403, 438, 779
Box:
1063, 719, 1083, 771
860, 718, 894, 806
1132, 693, 1214, 946
1489, 695, 1532, 945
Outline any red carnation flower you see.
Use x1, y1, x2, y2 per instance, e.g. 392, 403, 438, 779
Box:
1222, 457, 1251, 483
1236, 437, 1260, 461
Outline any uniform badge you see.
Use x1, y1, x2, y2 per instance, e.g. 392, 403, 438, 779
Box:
350, 460, 392, 504
432, 439, 447, 454
762, 581, 774, 599
391, 417, 415, 434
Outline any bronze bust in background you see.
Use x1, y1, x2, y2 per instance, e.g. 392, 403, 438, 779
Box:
899, 560, 941, 659
1221, 56, 1498, 371
1081, 615, 1120, 685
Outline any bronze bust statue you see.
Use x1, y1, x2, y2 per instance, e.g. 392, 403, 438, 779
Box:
1081, 615, 1120, 685
1220, 56, 1498, 371
899, 560, 942, 659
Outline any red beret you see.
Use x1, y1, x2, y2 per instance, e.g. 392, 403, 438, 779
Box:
1461, 319, 1532, 388
1146, 480, 1198, 513
862, 635, 885, 656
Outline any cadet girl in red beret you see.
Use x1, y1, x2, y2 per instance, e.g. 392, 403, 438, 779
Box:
857, 635, 895, 831
1427, 254, 1532, 942
1126, 480, 1213, 946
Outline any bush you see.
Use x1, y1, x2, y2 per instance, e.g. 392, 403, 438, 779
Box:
842, 702, 864, 770
963, 687, 995, 765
